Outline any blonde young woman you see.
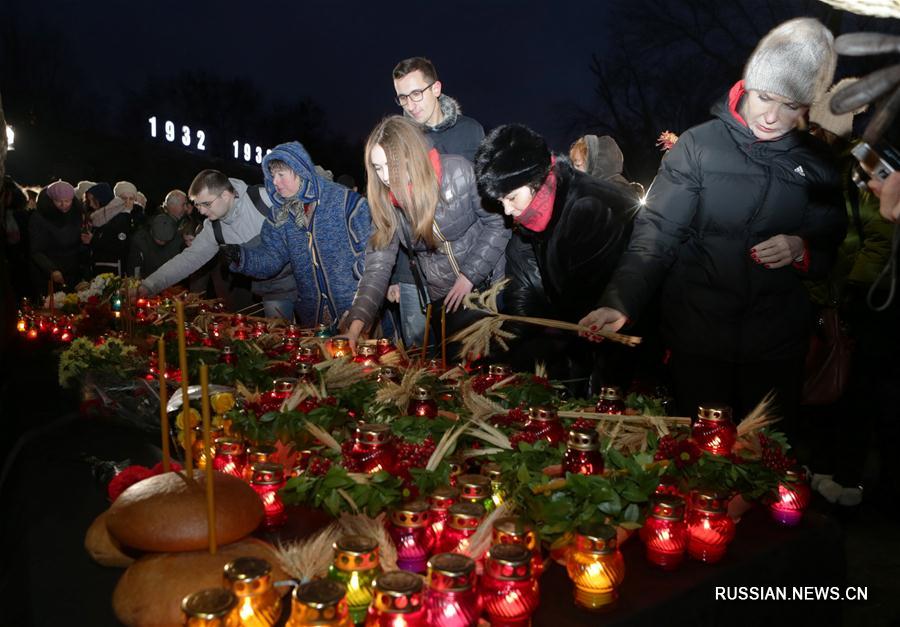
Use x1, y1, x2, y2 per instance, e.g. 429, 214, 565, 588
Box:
344, 116, 510, 349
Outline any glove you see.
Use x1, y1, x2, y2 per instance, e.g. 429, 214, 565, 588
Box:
222, 244, 241, 265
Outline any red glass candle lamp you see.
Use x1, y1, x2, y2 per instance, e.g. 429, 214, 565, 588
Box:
377, 366, 401, 385
376, 338, 396, 358
492, 517, 543, 577
566, 523, 625, 611
389, 500, 435, 573
481, 544, 539, 627
640, 496, 688, 570
252, 320, 268, 338
243, 445, 277, 481
691, 405, 736, 456
224, 557, 282, 627
366, 571, 427, 627
446, 456, 465, 487
295, 345, 323, 365
563, 429, 605, 476
213, 437, 247, 478
436, 502, 484, 555
287, 579, 353, 627
290, 450, 315, 478
481, 462, 505, 508
595, 386, 625, 414
349, 423, 396, 474
219, 345, 237, 365
285, 324, 301, 339
429, 486, 459, 545
686, 490, 735, 563
457, 474, 495, 514
425, 553, 481, 627
353, 344, 380, 371
271, 378, 296, 401
523, 406, 565, 446
330, 337, 353, 359
407, 387, 438, 419
278, 336, 299, 355
327, 535, 382, 624
297, 362, 316, 384
16, 311, 27, 334
209, 321, 223, 343
475, 364, 512, 390
250, 462, 287, 529
768, 469, 812, 527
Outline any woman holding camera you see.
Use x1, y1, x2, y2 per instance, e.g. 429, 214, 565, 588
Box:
581, 18, 847, 436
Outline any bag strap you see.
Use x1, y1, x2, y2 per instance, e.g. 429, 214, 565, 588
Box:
211, 219, 226, 246
246, 185, 270, 218
394, 207, 431, 309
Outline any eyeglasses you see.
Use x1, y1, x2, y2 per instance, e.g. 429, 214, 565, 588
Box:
193, 191, 223, 210
394, 81, 435, 106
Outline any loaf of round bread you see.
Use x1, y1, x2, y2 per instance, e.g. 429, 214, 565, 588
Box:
105, 470, 263, 552
112, 538, 289, 627
85, 509, 135, 568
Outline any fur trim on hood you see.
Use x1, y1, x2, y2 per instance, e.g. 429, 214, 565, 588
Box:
404, 94, 463, 132
90, 197, 130, 228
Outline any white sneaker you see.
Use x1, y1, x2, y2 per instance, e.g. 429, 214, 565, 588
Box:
837, 486, 863, 507
811, 473, 833, 492
817, 478, 844, 503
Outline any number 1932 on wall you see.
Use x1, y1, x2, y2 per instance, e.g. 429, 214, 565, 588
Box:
147, 116, 271, 164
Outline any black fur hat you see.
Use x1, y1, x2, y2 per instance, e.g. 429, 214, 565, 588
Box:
474, 124, 551, 199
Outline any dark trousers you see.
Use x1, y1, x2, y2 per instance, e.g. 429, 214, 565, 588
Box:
670, 351, 805, 449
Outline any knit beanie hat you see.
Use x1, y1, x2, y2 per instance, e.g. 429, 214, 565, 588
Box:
810, 78, 866, 139
474, 124, 551, 199
114, 180, 138, 198
743, 17, 837, 105
45, 180, 75, 202
75, 180, 96, 200
87, 182, 114, 207
150, 214, 177, 243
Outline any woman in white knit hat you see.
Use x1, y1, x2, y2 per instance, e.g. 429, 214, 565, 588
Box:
580, 18, 848, 444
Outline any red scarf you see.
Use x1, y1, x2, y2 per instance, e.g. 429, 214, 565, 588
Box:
389, 148, 443, 207
515, 156, 557, 232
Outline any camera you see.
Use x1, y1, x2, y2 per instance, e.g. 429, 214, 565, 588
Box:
851, 141, 900, 190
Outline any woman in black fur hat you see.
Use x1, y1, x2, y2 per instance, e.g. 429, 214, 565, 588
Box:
474, 124, 638, 390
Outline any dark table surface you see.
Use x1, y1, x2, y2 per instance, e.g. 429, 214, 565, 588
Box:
0, 403, 847, 627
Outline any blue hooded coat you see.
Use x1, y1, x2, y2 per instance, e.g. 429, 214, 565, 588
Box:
234, 142, 371, 326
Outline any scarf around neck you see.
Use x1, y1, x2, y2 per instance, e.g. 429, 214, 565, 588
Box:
515, 156, 557, 232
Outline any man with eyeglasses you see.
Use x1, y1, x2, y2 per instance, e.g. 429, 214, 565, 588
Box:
388, 56, 486, 350
139, 169, 296, 320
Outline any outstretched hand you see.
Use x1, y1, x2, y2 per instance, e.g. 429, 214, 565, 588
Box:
444, 275, 474, 313
578, 307, 628, 343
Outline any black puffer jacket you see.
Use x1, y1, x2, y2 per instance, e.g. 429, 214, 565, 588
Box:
601, 88, 846, 362
504, 158, 637, 323
349, 154, 510, 328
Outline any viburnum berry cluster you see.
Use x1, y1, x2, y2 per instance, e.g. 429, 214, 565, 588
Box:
306, 455, 333, 476
509, 430, 541, 448
394, 437, 437, 481
491, 406, 529, 428
758, 433, 796, 473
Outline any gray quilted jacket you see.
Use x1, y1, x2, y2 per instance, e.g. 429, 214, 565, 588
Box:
348, 154, 509, 328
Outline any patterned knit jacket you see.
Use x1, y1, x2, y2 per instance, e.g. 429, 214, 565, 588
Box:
234, 141, 371, 326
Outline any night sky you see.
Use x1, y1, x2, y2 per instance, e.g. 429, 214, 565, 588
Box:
5, 0, 897, 190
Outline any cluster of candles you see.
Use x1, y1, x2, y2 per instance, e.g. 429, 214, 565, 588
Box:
16, 309, 76, 342
183, 516, 548, 626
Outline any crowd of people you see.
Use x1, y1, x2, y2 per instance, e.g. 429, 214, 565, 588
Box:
2, 18, 899, 508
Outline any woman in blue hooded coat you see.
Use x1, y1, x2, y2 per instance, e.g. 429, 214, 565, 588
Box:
231, 141, 371, 327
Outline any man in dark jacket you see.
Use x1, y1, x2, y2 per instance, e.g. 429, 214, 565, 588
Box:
475, 124, 636, 388
127, 213, 184, 278
390, 56, 486, 349
581, 18, 846, 429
